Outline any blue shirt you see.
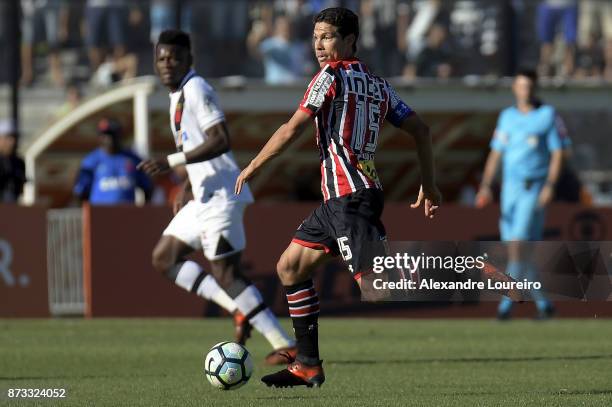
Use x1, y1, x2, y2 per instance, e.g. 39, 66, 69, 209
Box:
74, 148, 152, 204
490, 104, 569, 183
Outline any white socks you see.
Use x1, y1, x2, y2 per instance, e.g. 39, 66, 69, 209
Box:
173, 261, 236, 313
234, 286, 294, 350
172, 261, 294, 350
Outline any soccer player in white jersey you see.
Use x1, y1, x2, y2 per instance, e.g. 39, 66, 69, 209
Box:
138, 30, 295, 364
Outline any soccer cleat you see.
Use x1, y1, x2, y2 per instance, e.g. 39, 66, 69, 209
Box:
233, 311, 252, 345
264, 346, 298, 365
261, 360, 325, 388
482, 261, 524, 302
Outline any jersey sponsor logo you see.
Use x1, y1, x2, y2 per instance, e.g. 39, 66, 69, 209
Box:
357, 160, 380, 184
306, 71, 334, 109
99, 176, 132, 191
344, 71, 384, 101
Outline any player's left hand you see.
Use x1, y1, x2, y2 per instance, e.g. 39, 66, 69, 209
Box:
410, 184, 441, 219
538, 184, 554, 207
137, 159, 170, 176
235, 162, 256, 195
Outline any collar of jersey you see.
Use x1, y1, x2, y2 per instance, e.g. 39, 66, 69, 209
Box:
172, 69, 196, 94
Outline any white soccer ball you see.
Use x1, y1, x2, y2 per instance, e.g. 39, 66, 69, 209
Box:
204, 341, 254, 390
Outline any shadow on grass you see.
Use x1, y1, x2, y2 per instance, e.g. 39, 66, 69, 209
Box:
328, 354, 612, 365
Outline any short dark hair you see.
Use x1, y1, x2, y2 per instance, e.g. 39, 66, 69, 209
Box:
516, 68, 538, 85
157, 29, 191, 50
314, 7, 359, 53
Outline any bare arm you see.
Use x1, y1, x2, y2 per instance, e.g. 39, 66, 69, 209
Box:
400, 114, 441, 218
235, 109, 311, 194
475, 150, 501, 208
400, 114, 435, 189
538, 149, 563, 207
137, 121, 230, 176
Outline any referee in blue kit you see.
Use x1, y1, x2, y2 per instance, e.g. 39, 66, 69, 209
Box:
476, 69, 571, 319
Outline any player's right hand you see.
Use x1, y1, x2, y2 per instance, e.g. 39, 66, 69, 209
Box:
137, 158, 170, 177
410, 184, 441, 219
235, 162, 256, 195
475, 186, 493, 208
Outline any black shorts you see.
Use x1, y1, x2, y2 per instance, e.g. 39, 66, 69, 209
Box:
292, 188, 387, 279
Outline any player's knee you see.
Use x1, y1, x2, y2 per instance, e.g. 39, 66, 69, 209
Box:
276, 255, 299, 284
151, 246, 173, 275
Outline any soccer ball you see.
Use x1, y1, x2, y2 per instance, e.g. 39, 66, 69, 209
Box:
204, 341, 254, 390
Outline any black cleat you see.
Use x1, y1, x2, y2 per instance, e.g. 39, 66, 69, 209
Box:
261, 360, 325, 388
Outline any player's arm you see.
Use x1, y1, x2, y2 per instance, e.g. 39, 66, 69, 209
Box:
235, 109, 311, 194
539, 149, 563, 207
137, 121, 230, 176
475, 150, 502, 208
73, 156, 95, 202
539, 111, 567, 207
400, 114, 441, 218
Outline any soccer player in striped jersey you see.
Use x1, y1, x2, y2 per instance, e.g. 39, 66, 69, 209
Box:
235, 8, 441, 387
138, 30, 296, 364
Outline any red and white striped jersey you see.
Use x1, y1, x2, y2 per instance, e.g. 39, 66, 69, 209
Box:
299, 59, 414, 201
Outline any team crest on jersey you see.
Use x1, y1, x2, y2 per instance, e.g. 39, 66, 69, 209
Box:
526, 134, 538, 147
182, 131, 189, 142
306, 71, 334, 108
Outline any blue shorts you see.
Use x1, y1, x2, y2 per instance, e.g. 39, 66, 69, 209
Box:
537, 3, 578, 44
500, 180, 546, 241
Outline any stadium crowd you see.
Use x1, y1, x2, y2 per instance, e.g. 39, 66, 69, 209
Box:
2, 0, 611, 90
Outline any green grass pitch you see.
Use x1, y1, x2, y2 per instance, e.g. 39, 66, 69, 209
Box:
1, 318, 612, 406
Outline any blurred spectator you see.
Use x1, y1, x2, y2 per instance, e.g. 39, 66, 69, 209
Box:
202, 0, 250, 77
536, 0, 578, 78
150, 0, 192, 44
400, 0, 450, 79
85, 0, 139, 84
55, 81, 83, 118
247, 14, 310, 84
358, 0, 403, 76
73, 118, 152, 205
0, 120, 26, 203
578, 0, 612, 81
20, 0, 69, 87
574, 32, 605, 80
415, 23, 453, 79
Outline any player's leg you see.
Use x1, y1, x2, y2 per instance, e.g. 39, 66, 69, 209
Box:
153, 201, 238, 315
333, 189, 388, 298
201, 201, 296, 361
502, 183, 553, 318
207, 250, 297, 363
498, 183, 519, 319
262, 242, 331, 388
522, 191, 554, 318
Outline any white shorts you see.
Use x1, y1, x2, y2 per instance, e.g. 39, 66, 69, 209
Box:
163, 200, 248, 261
